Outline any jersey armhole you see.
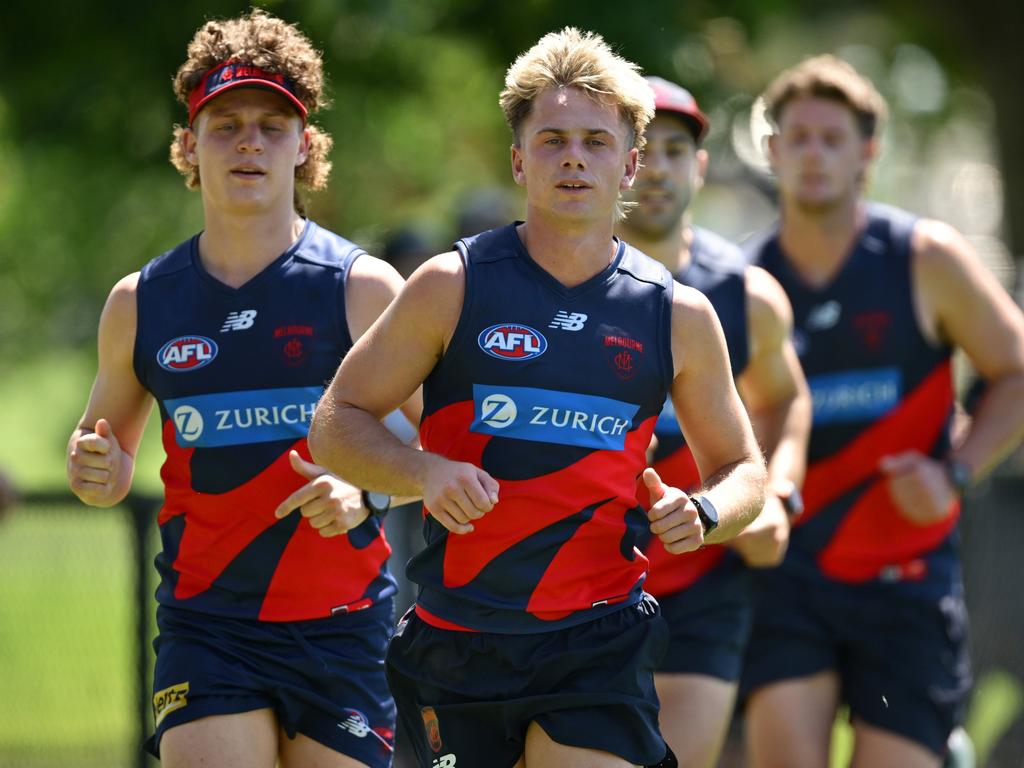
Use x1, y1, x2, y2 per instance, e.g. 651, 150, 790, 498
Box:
659, 277, 676, 393
440, 244, 474, 363
131, 269, 150, 393
335, 247, 363, 351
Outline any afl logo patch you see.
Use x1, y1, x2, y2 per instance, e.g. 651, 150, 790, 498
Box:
157, 336, 218, 372
477, 323, 547, 361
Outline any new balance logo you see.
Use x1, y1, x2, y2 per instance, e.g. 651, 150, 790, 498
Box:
337, 712, 371, 738
220, 310, 257, 332
805, 301, 841, 332
549, 311, 587, 331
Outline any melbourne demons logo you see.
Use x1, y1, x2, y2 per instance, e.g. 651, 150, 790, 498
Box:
157, 336, 218, 372
477, 323, 547, 361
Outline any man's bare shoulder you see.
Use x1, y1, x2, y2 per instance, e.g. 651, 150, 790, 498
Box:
671, 280, 717, 327
745, 265, 793, 338
105, 272, 141, 320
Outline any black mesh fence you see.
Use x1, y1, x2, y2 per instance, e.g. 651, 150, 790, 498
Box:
0, 484, 1020, 767
0, 492, 158, 768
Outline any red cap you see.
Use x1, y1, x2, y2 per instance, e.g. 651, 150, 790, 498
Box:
646, 76, 710, 143
187, 61, 308, 126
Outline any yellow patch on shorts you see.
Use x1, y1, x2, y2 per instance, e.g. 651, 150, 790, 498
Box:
153, 682, 190, 728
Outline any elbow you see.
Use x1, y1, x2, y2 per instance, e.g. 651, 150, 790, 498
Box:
307, 401, 333, 468
751, 454, 769, 518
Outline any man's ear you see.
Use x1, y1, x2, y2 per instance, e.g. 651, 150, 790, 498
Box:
511, 144, 527, 187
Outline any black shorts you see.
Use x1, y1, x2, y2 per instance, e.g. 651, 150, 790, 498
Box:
386, 596, 671, 767
656, 563, 751, 680
147, 600, 396, 768
742, 567, 972, 755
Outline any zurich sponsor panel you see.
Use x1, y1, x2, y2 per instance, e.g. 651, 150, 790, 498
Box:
165, 386, 322, 448
809, 367, 901, 425
471, 384, 639, 451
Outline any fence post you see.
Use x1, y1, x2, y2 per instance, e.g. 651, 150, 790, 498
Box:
126, 494, 158, 768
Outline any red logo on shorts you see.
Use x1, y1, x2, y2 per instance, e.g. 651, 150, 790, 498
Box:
421, 706, 443, 752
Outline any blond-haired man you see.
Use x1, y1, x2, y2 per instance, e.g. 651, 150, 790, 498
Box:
309, 28, 766, 768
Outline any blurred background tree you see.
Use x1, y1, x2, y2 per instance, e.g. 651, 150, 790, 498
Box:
0, 0, 1020, 365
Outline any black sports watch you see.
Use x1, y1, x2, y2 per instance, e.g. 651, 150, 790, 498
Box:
692, 494, 719, 537
361, 490, 392, 517
943, 457, 972, 498
774, 480, 805, 520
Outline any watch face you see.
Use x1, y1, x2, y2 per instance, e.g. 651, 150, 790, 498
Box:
363, 491, 391, 515
694, 494, 719, 534
780, 487, 804, 519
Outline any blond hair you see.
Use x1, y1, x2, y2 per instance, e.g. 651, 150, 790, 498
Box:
168, 9, 332, 212
763, 54, 888, 139
500, 27, 654, 151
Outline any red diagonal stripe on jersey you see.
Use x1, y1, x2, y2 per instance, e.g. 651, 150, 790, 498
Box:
443, 418, 655, 587
818, 475, 959, 582
260, 442, 391, 621
419, 401, 489, 465
801, 360, 954, 522
639, 443, 725, 595
158, 420, 306, 602
421, 403, 657, 616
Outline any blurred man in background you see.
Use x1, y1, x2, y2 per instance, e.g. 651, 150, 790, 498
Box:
617, 76, 811, 768
66, 10, 413, 767
743, 54, 1024, 768
309, 27, 766, 768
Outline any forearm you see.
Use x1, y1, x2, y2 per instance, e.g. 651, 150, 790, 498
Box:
953, 371, 1024, 481
308, 400, 437, 498
749, 393, 810, 489
698, 455, 767, 544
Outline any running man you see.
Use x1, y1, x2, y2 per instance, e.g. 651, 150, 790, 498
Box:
617, 76, 811, 768
309, 28, 766, 768
743, 55, 1024, 768
66, 10, 410, 767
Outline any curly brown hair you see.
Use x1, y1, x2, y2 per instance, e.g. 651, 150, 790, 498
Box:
168, 8, 333, 210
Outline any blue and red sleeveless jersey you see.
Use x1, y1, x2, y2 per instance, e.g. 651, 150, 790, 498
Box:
641, 226, 750, 596
750, 204, 959, 593
133, 220, 395, 622
408, 223, 675, 633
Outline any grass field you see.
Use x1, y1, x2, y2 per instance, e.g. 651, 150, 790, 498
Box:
0, 507, 144, 768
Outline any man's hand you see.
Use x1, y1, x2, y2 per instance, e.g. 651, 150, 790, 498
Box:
275, 450, 369, 537
643, 467, 704, 554
879, 451, 959, 525
730, 493, 789, 567
68, 418, 126, 507
421, 456, 499, 535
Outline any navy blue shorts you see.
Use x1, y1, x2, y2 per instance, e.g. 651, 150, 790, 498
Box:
656, 563, 751, 680
742, 567, 971, 755
147, 600, 396, 768
386, 596, 671, 768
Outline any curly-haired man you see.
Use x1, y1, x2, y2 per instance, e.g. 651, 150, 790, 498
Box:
67, 10, 412, 767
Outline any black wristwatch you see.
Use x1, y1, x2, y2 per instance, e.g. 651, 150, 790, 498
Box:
943, 458, 972, 498
774, 481, 805, 521
361, 490, 392, 517
692, 494, 719, 536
